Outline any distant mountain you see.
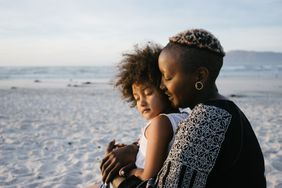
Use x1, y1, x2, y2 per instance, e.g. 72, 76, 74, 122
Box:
224, 50, 282, 65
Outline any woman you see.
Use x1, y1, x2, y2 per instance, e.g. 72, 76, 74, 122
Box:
155, 28, 266, 188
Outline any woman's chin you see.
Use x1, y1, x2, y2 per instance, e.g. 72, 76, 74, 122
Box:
170, 100, 179, 108
172, 99, 188, 109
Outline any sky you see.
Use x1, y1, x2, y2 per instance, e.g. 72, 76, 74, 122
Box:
0, 0, 282, 66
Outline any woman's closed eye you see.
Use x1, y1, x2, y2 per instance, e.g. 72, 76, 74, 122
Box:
163, 76, 172, 81
161, 72, 172, 81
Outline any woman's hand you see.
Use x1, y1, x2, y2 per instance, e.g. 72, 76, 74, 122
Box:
119, 162, 136, 177
105, 140, 126, 155
100, 143, 138, 183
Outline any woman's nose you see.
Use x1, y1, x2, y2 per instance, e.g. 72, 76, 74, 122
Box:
160, 81, 166, 90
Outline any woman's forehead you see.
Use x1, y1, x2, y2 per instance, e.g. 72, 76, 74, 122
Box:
159, 48, 184, 71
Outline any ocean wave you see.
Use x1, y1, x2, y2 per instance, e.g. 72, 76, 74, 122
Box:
0, 65, 281, 80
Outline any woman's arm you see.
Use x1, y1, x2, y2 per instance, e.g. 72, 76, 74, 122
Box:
129, 115, 173, 180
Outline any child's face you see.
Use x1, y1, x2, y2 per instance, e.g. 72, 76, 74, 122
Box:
158, 48, 197, 108
132, 83, 168, 120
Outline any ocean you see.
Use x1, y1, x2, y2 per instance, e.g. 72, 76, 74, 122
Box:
0, 64, 281, 81
0, 66, 116, 82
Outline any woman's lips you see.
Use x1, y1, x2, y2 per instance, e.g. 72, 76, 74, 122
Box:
165, 92, 173, 101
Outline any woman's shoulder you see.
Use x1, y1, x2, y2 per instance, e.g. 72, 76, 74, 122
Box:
200, 99, 245, 118
202, 99, 237, 110
188, 102, 233, 126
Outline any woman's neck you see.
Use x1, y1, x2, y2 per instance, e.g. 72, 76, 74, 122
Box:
190, 84, 226, 109
164, 107, 180, 114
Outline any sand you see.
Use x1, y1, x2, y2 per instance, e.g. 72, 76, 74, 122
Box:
0, 76, 281, 188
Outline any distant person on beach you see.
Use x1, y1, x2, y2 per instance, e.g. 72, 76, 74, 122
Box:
98, 42, 188, 187
100, 29, 266, 188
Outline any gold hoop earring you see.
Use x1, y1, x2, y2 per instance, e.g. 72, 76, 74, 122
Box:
195, 81, 204, 90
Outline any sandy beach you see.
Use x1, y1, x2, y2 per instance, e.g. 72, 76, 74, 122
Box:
0, 75, 282, 188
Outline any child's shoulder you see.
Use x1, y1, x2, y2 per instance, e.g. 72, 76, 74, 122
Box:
164, 111, 189, 117
146, 115, 172, 132
145, 115, 174, 140
150, 114, 171, 127
158, 112, 189, 123
147, 112, 188, 133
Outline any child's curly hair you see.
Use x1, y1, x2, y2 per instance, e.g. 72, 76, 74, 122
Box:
115, 42, 163, 107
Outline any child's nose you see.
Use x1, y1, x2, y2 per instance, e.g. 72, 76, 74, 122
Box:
140, 97, 147, 106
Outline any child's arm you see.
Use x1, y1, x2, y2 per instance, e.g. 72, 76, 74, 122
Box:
128, 115, 173, 180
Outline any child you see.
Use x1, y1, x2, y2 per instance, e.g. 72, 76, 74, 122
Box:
100, 42, 188, 186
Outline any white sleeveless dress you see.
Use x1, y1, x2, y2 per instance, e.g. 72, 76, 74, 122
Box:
135, 112, 188, 168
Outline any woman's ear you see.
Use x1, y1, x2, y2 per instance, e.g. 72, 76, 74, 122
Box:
195, 67, 209, 83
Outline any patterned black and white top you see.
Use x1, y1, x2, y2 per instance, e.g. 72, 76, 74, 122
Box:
156, 100, 266, 188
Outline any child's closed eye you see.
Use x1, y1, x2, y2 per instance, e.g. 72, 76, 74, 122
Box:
133, 94, 140, 101
144, 89, 153, 96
